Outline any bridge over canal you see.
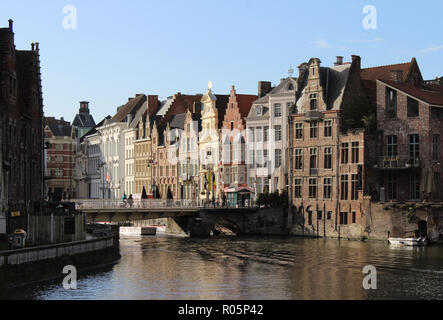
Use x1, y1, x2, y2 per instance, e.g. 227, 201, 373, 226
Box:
73, 199, 279, 237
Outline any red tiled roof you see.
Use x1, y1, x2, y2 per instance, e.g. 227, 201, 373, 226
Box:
236, 94, 258, 119
361, 62, 412, 103
380, 79, 443, 106
361, 62, 411, 82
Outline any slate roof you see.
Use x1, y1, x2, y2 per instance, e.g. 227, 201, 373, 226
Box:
80, 116, 112, 143
169, 113, 186, 130
215, 95, 230, 129
46, 122, 72, 137
129, 101, 148, 129
380, 79, 443, 106
111, 94, 146, 123
72, 112, 96, 128
295, 64, 351, 112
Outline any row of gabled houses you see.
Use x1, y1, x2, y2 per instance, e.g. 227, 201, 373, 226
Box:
41, 53, 443, 240
71, 54, 443, 221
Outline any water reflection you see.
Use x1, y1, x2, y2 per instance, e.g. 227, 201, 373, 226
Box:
2, 236, 443, 300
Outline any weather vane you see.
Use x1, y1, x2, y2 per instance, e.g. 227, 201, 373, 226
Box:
288, 65, 294, 77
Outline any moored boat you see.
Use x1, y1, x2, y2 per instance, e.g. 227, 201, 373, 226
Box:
388, 237, 427, 246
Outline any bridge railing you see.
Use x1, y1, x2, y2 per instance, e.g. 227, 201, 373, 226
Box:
72, 199, 200, 210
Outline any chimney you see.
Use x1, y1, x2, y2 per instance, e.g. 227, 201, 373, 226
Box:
258, 81, 272, 98
8, 19, 13, 32
351, 55, 361, 70
79, 101, 90, 113
391, 70, 403, 83
334, 56, 343, 66
31, 43, 35, 51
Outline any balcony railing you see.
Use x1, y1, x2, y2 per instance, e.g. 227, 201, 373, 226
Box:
304, 110, 324, 122
373, 155, 420, 170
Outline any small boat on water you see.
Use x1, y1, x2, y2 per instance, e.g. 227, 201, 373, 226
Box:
389, 237, 427, 246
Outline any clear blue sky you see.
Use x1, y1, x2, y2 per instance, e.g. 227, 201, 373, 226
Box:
2, 0, 443, 123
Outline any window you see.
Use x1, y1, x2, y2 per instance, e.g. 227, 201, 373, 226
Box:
256, 127, 263, 142
256, 106, 262, 116
9, 76, 17, 97
55, 144, 64, 151
324, 120, 332, 137
294, 179, 302, 198
264, 149, 268, 168
55, 156, 63, 163
352, 142, 359, 163
387, 136, 398, 157
327, 211, 332, 220
324, 147, 332, 169
317, 211, 323, 220
407, 97, 419, 118
308, 211, 313, 225
274, 104, 282, 117
433, 135, 440, 162
387, 173, 397, 201
351, 174, 359, 200
341, 175, 349, 200
310, 99, 318, 111
309, 178, 317, 198
263, 126, 269, 142
295, 149, 303, 170
324, 177, 332, 199
409, 173, 420, 200
257, 150, 263, 168
248, 128, 255, 142
386, 87, 397, 118
434, 173, 441, 200
352, 212, 357, 224
408, 134, 420, 164
341, 143, 349, 164
310, 94, 318, 110
230, 122, 234, 131
310, 122, 318, 139
275, 149, 282, 168
274, 125, 282, 141
340, 212, 348, 225
310, 148, 318, 170
295, 123, 303, 139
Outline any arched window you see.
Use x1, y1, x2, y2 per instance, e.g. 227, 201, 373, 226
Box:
233, 134, 244, 163
222, 135, 230, 164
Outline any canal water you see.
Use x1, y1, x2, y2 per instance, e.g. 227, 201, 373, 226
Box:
3, 235, 443, 300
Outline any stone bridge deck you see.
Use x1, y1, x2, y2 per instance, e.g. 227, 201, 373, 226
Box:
73, 199, 258, 222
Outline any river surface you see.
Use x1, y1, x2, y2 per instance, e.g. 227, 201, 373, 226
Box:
3, 235, 443, 300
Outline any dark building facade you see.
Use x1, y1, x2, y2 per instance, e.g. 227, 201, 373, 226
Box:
0, 20, 44, 239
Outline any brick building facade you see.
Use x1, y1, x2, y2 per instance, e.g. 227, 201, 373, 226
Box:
44, 117, 75, 201
372, 65, 443, 203
0, 20, 44, 238
220, 86, 257, 202
289, 56, 373, 238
